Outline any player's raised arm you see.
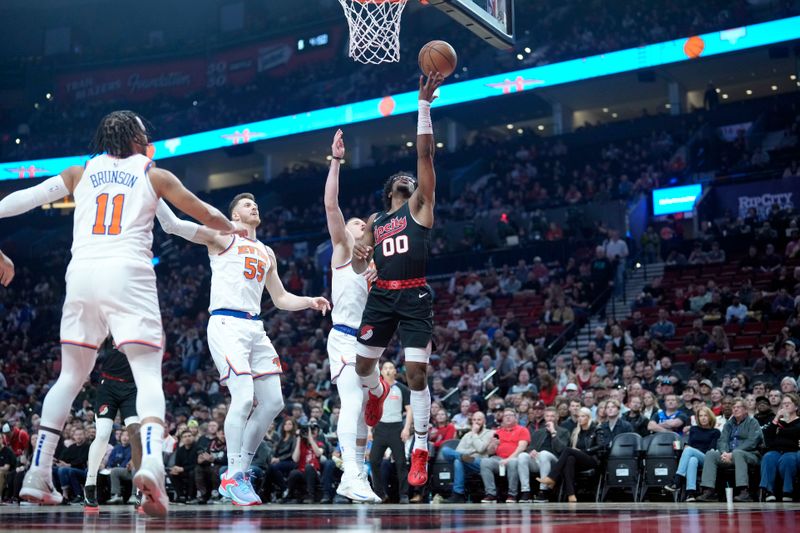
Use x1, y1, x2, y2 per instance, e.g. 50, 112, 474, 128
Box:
410, 72, 444, 229
352, 213, 376, 274
149, 168, 243, 235
0, 249, 14, 287
263, 247, 331, 314
0, 166, 81, 220
324, 129, 350, 247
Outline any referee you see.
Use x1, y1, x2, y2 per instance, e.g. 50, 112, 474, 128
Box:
368, 361, 412, 503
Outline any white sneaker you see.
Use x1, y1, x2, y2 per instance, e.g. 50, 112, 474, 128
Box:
20, 468, 63, 505
133, 461, 169, 517
336, 472, 382, 503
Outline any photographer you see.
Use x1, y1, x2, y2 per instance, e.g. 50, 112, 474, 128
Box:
194, 427, 227, 503
286, 420, 329, 503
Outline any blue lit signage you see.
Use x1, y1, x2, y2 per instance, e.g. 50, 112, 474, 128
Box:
652, 184, 702, 216
3, 16, 800, 181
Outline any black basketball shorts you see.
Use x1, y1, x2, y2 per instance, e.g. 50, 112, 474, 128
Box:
95, 379, 138, 422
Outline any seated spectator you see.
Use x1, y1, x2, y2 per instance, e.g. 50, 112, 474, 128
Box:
509, 369, 538, 395
696, 399, 764, 503
772, 288, 796, 319
648, 394, 689, 434
537, 408, 602, 502
286, 421, 330, 503
649, 309, 675, 340
689, 287, 712, 313
517, 407, 569, 503
664, 407, 720, 501
759, 393, 800, 502
527, 401, 546, 432
725, 296, 749, 325
684, 319, 711, 353
628, 311, 649, 338
452, 400, 472, 431
754, 395, 776, 426
560, 399, 582, 433
447, 308, 468, 332
443, 411, 494, 503
267, 419, 298, 501
622, 395, 649, 437
195, 427, 227, 503
688, 242, 707, 265
105, 430, 134, 504
168, 430, 198, 503
706, 326, 731, 353
430, 411, 457, 451
55, 427, 90, 504
761, 243, 782, 272
0, 436, 15, 502
598, 400, 633, 442
706, 242, 726, 263
479, 409, 529, 503
552, 300, 575, 325
538, 374, 558, 406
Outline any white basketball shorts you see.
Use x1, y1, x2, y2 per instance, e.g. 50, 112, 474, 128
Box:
60, 259, 163, 351
207, 314, 282, 385
326, 327, 358, 384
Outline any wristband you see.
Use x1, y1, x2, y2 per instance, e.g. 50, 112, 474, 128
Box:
417, 100, 433, 135
331, 155, 343, 161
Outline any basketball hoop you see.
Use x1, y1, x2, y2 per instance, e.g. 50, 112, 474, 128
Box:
338, 0, 409, 64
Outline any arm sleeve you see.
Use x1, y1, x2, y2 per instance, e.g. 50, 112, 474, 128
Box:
156, 199, 200, 240
0, 175, 69, 218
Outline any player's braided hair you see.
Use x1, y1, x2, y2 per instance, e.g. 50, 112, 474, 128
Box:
382, 172, 416, 211
90, 110, 151, 158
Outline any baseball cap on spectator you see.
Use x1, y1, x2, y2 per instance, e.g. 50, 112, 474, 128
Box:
660, 377, 673, 386
532, 400, 546, 410
187, 420, 199, 429
700, 379, 713, 389
1, 423, 11, 434
786, 339, 796, 348
565, 383, 578, 392
755, 396, 770, 405
533, 256, 542, 262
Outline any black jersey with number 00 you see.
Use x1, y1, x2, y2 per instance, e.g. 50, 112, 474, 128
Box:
372, 202, 430, 281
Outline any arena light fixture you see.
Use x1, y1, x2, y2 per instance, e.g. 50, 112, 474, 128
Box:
746, 89, 753, 95
4, 15, 800, 180
771, 85, 778, 91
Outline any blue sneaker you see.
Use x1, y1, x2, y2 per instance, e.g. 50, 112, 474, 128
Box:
221, 471, 259, 507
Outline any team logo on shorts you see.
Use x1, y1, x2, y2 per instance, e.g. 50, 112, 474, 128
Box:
98, 405, 109, 416
360, 325, 374, 341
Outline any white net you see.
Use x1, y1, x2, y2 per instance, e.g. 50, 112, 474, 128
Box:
338, 0, 408, 64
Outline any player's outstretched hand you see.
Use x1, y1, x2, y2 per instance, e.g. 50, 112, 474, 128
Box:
0, 251, 14, 287
221, 221, 250, 237
332, 129, 345, 159
419, 72, 445, 103
309, 296, 332, 316
353, 243, 372, 261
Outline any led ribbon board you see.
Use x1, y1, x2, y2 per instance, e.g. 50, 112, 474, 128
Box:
3, 15, 800, 181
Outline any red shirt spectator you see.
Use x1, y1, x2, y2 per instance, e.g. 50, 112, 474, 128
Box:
494, 420, 530, 458
430, 412, 456, 449
2, 425, 29, 458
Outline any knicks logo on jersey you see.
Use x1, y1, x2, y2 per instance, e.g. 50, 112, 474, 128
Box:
237, 245, 269, 262
374, 216, 407, 245
360, 325, 374, 341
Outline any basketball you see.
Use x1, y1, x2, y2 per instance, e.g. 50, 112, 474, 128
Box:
418, 40, 458, 78
683, 36, 705, 59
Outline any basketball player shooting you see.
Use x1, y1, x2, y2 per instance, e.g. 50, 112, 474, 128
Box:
156, 193, 331, 506
323, 129, 382, 503
352, 72, 445, 488
0, 110, 243, 517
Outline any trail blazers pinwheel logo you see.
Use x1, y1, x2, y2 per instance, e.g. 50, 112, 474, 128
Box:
487, 75, 544, 94
5, 165, 50, 178
222, 129, 267, 145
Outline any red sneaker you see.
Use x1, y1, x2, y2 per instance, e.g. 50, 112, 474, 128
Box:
364, 376, 390, 427
407, 448, 429, 487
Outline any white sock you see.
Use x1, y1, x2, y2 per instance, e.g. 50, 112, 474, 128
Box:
86, 418, 113, 486
241, 375, 284, 474
410, 388, 431, 451
31, 429, 60, 472
140, 423, 164, 463
361, 364, 382, 394
228, 452, 241, 477
337, 366, 366, 476
225, 373, 255, 477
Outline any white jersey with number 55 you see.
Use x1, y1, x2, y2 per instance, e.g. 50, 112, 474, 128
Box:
71, 154, 158, 264
208, 236, 270, 316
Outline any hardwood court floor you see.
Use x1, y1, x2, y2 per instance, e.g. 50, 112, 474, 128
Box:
0, 501, 796, 532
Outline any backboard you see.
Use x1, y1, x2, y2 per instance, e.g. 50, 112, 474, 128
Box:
426, 0, 515, 49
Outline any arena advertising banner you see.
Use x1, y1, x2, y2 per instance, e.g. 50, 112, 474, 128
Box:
4, 15, 800, 181
55, 28, 343, 104
702, 177, 796, 220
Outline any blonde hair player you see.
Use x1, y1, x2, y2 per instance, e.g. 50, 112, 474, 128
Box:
156, 191, 330, 506
323, 129, 381, 503
0, 110, 243, 517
